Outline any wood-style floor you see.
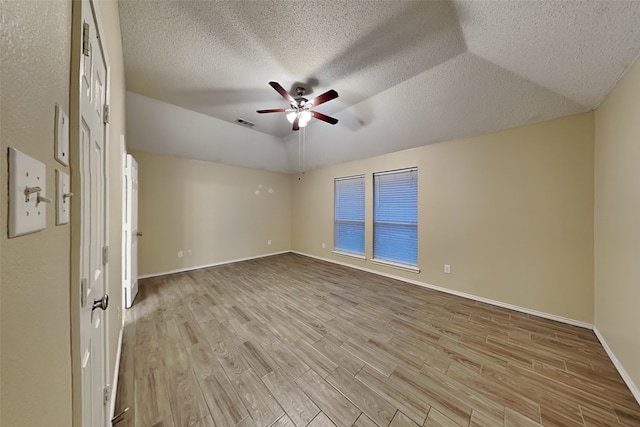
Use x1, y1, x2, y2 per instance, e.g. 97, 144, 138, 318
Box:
114, 253, 640, 427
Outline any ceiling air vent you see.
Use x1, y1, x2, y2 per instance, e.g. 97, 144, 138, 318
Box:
235, 118, 255, 128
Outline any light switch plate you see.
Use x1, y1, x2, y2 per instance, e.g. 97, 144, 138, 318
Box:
54, 104, 69, 166
8, 148, 48, 238
56, 169, 71, 225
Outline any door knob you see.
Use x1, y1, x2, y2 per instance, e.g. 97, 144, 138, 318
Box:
136, 232, 143, 237
92, 294, 109, 312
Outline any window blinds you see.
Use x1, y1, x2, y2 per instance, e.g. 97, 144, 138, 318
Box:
334, 175, 365, 255
373, 168, 418, 265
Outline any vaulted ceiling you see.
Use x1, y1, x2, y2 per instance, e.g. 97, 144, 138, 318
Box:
120, 1, 640, 173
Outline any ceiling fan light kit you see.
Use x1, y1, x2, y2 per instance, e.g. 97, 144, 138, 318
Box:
257, 81, 339, 131
287, 109, 312, 127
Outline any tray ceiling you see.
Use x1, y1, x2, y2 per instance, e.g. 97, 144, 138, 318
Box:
120, 0, 640, 172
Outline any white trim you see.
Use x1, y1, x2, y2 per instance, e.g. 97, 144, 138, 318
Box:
374, 166, 418, 176
335, 174, 365, 182
108, 325, 124, 420
593, 326, 640, 405
292, 251, 591, 329
137, 251, 290, 279
332, 251, 366, 261
371, 258, 421, 273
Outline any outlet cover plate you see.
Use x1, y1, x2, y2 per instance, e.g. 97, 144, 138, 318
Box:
56, 169, 71, 225
54, 104, 69, 166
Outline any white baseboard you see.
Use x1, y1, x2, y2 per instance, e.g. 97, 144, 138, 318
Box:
137, 250, 290, 279
109, 324, 124, 420
292, 251, 592, 329
593, 326, 640, 405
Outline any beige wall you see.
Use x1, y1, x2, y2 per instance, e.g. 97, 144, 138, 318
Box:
0, 1, 126, 425
594, 57, 640, 394
132, 150, 291, 276
292, 112, 595, 323
1, 1, 74, 425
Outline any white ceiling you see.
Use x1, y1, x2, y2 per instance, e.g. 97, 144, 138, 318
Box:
119, 1, 640, 173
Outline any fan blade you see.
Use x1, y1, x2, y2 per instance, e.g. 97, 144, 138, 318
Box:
256, 108, 288, 114
292, 116, 300, 131
311, 111, 339, 125
308, 89, 338, 107
269, 81, 296, 104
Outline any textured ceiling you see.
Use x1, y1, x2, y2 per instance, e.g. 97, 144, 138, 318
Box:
120, 0, 640, 173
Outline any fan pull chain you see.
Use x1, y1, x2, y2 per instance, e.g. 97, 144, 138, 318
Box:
302, 127, 306, 173
298, 130, 301, 173
298, 127, 306, 174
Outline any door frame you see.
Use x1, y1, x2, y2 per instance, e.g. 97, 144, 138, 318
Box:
122, 135, 129, 308
123, 153, 139, 308
69, 0, 111, 425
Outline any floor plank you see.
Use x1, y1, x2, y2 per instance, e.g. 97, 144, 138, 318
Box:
232, 368, 284, 427
134, 370, 172, 426
306, 412, 337, 427
166, 369, 209, 427
295, 369, 361, 427
390, 411, 421, 427
262, 368, 320, 427
425, 408, 462, 427
326, 367, 396, 427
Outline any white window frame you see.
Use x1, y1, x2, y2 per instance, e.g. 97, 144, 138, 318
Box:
372, 167, 419, 272
334, 174, 366, 259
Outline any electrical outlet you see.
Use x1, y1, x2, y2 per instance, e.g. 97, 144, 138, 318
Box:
444, 264, 451, 274
177, 251, 183, 258
322, 243, 326, 249
268, 239, 272, 245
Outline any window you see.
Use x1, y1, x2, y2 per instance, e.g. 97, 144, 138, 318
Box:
334, 175, 365, 256
373, 168, 418, 267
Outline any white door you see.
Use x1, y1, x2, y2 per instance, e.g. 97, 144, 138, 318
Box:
79, 1, 109, 425
123, 154, 139, 308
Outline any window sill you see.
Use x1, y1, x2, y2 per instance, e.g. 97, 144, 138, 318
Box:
370, 258, 421, 273
332, 251, 366, 261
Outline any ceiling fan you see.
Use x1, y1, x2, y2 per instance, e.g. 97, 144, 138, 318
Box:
257, 81, 339, 131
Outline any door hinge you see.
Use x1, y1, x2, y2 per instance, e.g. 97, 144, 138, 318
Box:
103, 246, 109, 264
104, 384, 111, 405
103, 104, 110, 124
82, 22, 91, 57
